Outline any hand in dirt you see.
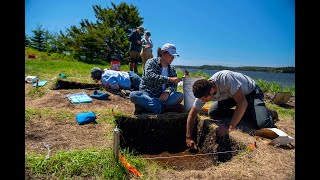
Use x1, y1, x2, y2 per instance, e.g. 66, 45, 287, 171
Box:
216, 125, 229, 137
186, 137, 197, 149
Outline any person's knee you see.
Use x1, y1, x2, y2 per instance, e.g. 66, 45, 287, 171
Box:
208, 102, 218, 116
208, 109, 219, 119
208, 102, 234, 118
176, 92, 184, 103
129, 91, 139, 102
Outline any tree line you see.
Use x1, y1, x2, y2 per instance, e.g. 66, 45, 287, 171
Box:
175, 65, 295, 73
25, 2, 143, 64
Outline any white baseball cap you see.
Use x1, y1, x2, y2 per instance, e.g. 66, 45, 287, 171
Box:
161, 43, 179, 57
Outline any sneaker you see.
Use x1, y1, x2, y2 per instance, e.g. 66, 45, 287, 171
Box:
267, 108, 279, 122
134, 105, 145, 115
163, 104, 185, 113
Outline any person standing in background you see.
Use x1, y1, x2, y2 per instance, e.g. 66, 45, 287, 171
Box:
129, 26, 144, 74
140, 31, 153, 73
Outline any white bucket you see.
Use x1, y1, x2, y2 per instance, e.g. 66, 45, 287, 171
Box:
183, 77, 203, 111
25, 75, 39, 83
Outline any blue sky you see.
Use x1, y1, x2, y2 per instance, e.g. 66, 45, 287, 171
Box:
25, 0, 295, 67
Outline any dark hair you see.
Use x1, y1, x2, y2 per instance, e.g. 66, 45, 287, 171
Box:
91, 67, 103, 80
157, 47, 162, 57
192, 79, 212, 98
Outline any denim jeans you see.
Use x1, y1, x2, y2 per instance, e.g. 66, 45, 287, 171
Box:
129, 91, 184, 113
128, 71, 141, 91
208, 85, 275, 129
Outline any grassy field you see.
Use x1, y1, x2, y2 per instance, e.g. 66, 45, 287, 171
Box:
25, 53, 295, 179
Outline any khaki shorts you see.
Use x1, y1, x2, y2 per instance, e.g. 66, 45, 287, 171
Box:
130, 50, 140, 63
141, 51, 153, 64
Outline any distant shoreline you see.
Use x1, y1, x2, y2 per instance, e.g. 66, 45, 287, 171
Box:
174, 65, 295, 73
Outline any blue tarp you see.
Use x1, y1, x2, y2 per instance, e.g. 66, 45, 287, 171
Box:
33, 80, 47, 87
65, 92, 93, 104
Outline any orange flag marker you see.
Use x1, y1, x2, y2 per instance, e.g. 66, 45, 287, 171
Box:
119, 154, 142, 177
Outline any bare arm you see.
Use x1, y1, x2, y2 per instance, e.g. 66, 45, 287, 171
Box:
217, 88, 248, 136
186, 106, 198, 149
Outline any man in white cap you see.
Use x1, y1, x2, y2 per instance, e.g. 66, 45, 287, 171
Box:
129, 43, 184, 114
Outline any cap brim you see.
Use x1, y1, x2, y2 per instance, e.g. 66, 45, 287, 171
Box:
168, 52, 179, 57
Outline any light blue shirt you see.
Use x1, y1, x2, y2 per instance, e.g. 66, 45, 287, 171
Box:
101, 69, 131, 90
141, 37, 153, 52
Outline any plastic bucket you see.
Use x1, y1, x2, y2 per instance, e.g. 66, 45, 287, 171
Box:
110, 60, 120, 71
183, 77, 203, 111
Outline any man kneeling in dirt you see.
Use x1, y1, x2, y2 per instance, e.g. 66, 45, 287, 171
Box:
129, 43, 184, 115
91, 67, 141, 91
185, 70, 278, 149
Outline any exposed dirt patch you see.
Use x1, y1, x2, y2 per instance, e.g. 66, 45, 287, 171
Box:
25, 81, 295, 179
25, 82, 135, 155
25, 119, 113, 154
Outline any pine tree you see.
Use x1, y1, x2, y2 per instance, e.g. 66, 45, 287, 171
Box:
30, 24, 49, 52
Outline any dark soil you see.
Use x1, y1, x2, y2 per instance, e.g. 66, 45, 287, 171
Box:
25, 80, 295, 178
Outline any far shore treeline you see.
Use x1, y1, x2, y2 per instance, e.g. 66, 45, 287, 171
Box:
175, 65, 295, 73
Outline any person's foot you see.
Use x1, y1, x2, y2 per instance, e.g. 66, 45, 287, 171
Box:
163, 104, 185, 113
267, 108, 279, 122
134, 105, 145, 115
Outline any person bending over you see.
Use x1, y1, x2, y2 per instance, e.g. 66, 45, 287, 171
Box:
185, 70, 278, 149
91, 67, 141, 91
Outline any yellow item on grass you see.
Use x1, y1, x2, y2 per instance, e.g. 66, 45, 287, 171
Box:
201, 104, 211, 112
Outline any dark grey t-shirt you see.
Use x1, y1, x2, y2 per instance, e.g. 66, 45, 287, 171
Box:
193, 70, 257, 110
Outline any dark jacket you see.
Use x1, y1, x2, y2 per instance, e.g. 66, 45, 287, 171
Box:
129, 30, 142, 52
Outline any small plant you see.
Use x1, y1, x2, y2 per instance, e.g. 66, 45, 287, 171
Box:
26, 87, 46, 98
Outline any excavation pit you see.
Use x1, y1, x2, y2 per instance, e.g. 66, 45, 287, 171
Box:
114, 113, 241, 171
53, 79, 102, 90
53, 80, 242, 170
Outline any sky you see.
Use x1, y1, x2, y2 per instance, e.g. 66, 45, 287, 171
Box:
25, 0, 295, 67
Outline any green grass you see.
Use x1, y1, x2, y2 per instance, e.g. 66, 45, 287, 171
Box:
266, 102, 295, 119
26, 148, 147, 179
25, 108, 74, 122
25, 48, 295, 179
26, 86, 47, 98
255, 79, 295, 96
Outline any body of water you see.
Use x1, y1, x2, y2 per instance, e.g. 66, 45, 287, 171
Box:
177, 68, 295, 88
